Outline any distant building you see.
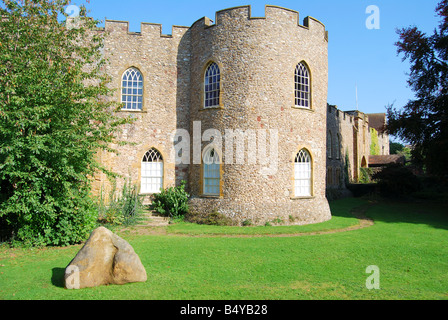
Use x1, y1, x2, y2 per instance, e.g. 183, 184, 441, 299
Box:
326, 106, 390, 192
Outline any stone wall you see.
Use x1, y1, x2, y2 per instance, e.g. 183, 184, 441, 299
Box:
92, 20, 191, 201
326, 105, 390, 191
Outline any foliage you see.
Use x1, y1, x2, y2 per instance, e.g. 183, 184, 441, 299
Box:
369, 128, 380, 156
387, 0, 448, 177
346, 183, 376, 198
390, 142, 404, 155
359, 167, 374, 184
97, 179, 144, 226
372, 164, 421, 197
389, 142, 412, 161
0, 0, 130, 246
151, 181, 189, 219
344, 150, 351, 185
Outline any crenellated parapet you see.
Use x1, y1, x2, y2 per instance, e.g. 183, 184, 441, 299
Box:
191, 5, 328, 41
103, 19, 190, 39
99, 5, 328, 43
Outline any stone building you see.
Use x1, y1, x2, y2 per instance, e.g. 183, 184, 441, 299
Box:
93, 5, 388, 226
326, 105, 390, 195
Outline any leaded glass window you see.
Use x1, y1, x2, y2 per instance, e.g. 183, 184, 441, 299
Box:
203, 148, 220, 195
141, 148, 163, 194
122, 67, 143, 110
294, 149, 312, 197
204, 62, 221, 108
295, 62, 310, 108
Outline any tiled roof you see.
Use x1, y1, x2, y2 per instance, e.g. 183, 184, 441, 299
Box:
369, 155, 405, 166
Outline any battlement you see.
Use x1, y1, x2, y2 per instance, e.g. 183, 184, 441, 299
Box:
345, 110, 369, 123
98, 6, 328, 41
328, 105, 370, 126
192, 5, 328, 41
103, 19, 189, 39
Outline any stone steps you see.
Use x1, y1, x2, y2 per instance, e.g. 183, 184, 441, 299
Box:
136, 210, 170, 227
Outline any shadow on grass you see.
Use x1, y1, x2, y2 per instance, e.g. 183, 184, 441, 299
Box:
359, 196, 448, 231
51, 267, 65, 288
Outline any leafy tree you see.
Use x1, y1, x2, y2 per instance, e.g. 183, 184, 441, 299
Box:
0, 0, 129, 246
390, 142, 404, 155
387, 0, 448, 177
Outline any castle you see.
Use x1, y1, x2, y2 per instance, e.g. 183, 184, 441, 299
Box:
92, 5, 390, 226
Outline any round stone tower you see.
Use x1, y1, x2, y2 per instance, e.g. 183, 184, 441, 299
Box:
187, 5, 331, 225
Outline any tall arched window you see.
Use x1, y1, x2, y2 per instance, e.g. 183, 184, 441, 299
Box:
294, 149, 312, 197
122, 67, 143, 110
295, 62, 310, 108
141, 148, 163, 194
335, 134, 341, 160
327, 167, 333, 186
204, 62, 221, 108
327, 130, 333, 159
203, 147, 221, 195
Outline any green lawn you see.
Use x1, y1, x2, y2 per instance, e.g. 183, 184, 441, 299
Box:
0, 197, 447, 300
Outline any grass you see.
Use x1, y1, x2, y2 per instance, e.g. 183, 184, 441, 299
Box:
167, 197, 365, 236
0, 197, 447, 300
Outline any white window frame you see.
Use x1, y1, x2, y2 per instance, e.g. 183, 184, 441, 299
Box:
122, 67, 143, 111
295, 62, 310, 108
294, 149, 312, 197
203, 147, 221, 196
204, 62, 221, 108
141, 148, 163, 194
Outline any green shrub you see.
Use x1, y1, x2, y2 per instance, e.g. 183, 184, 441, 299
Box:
347, 183, 376, 198
359, 167, 374, 184
272, 217, 284, 225
4, 188, 97, 247
97, 179, 143, 226
151, 181, 189, 219
372, 164, 421, 197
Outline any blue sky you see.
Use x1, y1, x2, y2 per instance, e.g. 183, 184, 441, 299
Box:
76, 0, 441, 116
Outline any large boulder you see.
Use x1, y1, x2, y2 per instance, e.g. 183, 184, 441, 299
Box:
64, 227, 147, 289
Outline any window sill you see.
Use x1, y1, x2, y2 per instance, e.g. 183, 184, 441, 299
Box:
199, 106, 224, 112
292, 106, 314, 112
199, 194, 223, 199
118, 109, 147, 113
290, 196, 315, 200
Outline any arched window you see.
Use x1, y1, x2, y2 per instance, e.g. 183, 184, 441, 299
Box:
203, 147, 221, 195
141, 148, 163, 194
294, 149, 312, 197
335, 167, 342, 188
295, 62, 310, 108
327, 130, 333, 159
204, 62, 221, 108
327, 167, 333, 186
122, 67, 143, 110
361, 156, 367, 168
335, 134, 341, 160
